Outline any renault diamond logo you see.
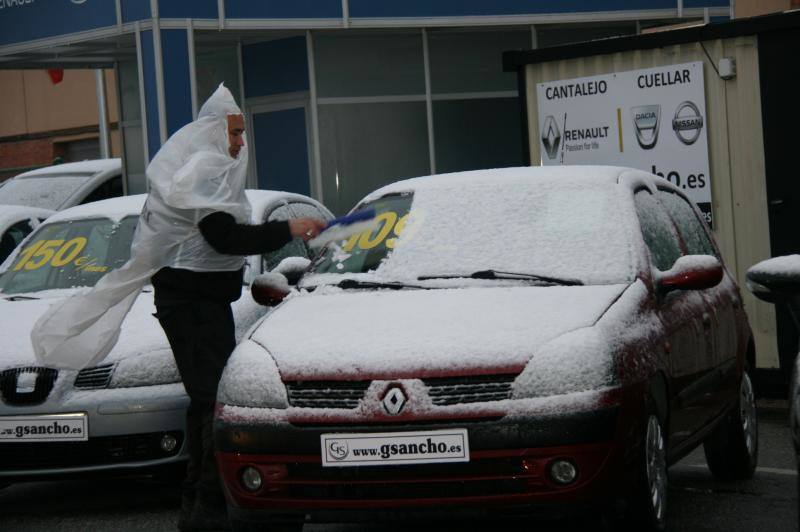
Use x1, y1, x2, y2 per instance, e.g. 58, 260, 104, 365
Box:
541, 115, 561, 160
672, 101, 704, 145
631, 105, 661, 150
382, 386, 406, 415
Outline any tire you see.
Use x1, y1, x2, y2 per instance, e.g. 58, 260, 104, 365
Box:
703, 371, 758, 480
625, 400, 668, 532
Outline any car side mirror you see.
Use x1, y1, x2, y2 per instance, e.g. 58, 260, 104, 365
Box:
250, 272, 291, 307
272, 256, 311, 285
746, 256, 800, 305
658, 255, 723, 294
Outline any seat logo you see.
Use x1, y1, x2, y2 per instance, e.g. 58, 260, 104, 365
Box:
672, 101, 704, 145
541, 115, 561, 160
382, 386, 406, 415
631, 105, 661, 150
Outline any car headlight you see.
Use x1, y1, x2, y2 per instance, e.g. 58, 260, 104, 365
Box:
217, 339, 288, 408
109, 348, 181, 388
513, 327, 615, 399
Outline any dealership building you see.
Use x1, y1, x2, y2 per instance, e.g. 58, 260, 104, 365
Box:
0, 0, 734, 215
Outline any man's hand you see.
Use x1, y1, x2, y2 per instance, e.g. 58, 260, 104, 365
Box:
289, 218, 327, 241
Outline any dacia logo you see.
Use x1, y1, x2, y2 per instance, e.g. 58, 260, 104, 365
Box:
382, 386, 406, 415
631, 105, 661, 150
672, 101, 704, 145
541, 115, 561, 160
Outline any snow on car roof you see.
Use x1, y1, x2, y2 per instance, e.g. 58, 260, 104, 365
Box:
0, 205, 54, 227
15, 158, 121, 179
361, 165, 632, 201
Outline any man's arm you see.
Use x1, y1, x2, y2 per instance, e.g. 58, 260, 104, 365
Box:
199, 211, 325, 256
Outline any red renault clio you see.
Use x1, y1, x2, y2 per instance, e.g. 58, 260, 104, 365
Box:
214, 166, 757, 531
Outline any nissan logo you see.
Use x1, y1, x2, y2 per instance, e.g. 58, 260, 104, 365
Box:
672, 101, 704, 145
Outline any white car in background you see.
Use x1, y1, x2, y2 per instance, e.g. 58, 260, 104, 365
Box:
0, 190, 331, 485
0, 159, 123, 211
0, 206, 53, 264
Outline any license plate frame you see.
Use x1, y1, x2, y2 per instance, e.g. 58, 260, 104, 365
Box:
320, 428, 469, 467
0, 412, 88, 442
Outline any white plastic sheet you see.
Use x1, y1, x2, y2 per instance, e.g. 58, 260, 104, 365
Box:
31, 84, 251, 370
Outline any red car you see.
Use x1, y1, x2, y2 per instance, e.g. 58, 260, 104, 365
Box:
215, 166, 758, 531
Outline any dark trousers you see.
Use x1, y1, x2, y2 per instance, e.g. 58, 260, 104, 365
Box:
155, 300, 236, 510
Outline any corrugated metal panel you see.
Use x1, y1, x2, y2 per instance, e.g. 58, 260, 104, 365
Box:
523, 36, 778, 368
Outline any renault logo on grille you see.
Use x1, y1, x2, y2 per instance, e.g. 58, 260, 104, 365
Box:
672, 101, 704, 145
631, 105, 661, 150
541, 115, 561, 160
382, 387, 406, 415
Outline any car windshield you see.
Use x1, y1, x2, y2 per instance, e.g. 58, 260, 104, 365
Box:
308, 177, 635, 286
0, 215, 138, 295
0, 174, 93, 209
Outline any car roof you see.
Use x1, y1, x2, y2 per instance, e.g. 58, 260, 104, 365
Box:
362, 165, 644, 200
13, 158, 121, 179
42, 189, 326, 226
0, 205, 54, 228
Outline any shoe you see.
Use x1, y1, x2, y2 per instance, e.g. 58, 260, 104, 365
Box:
184, 499, 231, 531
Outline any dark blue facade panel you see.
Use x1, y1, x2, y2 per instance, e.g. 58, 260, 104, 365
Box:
158, 0, 218, 19
0, 0, 116, 46
349, 0, 683, 18
140, 30, 161, 161
121, 0, 150, 23
253, 108, 311, 195
242, 37, 309, 98
225, 0, 341, 19
161, 30, 193, 136
684, 0, 729, 7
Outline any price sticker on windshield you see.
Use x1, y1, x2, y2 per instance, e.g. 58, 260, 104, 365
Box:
13, 238, 88, 271
341, 210, 424, 252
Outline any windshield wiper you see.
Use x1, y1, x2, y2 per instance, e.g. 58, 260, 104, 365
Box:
336, 279, 427, 290
3, 294, 40, 301
419, 269, 583, 286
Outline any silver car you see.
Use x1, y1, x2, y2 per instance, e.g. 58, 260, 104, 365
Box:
0, 190, 331, 484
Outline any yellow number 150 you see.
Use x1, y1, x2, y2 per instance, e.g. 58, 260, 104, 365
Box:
13, 237, 88, 271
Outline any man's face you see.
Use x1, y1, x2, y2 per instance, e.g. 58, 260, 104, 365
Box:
227, 114, 245, 158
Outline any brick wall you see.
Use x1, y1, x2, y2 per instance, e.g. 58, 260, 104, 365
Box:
0, 138, 57, 181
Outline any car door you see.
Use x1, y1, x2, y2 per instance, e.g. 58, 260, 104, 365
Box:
658, 189, 739, 416
634, 189, 711, 447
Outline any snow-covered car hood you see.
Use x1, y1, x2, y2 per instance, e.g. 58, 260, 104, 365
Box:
249, 284, 629, 379
0, 289, 265, 371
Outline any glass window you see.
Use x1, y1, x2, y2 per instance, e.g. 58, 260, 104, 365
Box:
319, 102, 430, 215
0, 216, 139, 294
0, 220, 36, 264
428, 30, 529, 94
262, 204, 311, 272
311, 193, 414, 275
315, 33, 425, 97
634, 191, 682, 271
118, 59, 146, 194
196, 46, 242, 108
0, 175, 92, 210
658, 190, 715, 257
80, 176, 124, 205
433, 98, 523, 173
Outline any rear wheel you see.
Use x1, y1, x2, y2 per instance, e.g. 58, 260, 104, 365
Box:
703, 371, 758, 480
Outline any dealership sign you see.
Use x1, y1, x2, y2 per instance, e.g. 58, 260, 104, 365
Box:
537, 61, 712, 226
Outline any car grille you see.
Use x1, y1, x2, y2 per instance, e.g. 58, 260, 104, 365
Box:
422, 374, 516, 405
285, 381, 371, 409
0, 367, 59, 405
281, 455, 545, 500
0, 431, 184, 471
284, 375, 518, 409
74, 363, 115, 389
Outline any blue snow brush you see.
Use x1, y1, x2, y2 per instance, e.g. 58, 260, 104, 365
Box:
309, 208, 378, 249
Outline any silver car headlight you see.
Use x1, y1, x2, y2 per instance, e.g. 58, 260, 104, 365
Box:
217, 339, 288, 408
512, 327, 615, 399
109, 348, 181, 388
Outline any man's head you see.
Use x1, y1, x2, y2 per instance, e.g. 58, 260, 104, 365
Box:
227, 114, 245, 158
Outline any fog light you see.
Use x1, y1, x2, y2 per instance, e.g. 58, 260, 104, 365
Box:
548, 459, 578, 485
160, 434, 178, 453
241, 466, 263, 492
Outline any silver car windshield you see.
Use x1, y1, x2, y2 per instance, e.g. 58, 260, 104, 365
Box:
0, 175, 93, 210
